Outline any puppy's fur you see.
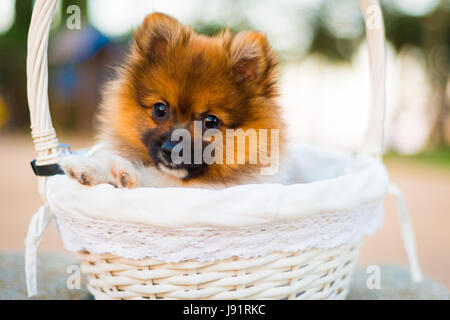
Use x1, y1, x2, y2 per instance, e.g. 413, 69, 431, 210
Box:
61, 13, 284, 189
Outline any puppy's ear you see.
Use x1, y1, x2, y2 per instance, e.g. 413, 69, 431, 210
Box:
228, 31, 278, 87
132, 12, 189, 62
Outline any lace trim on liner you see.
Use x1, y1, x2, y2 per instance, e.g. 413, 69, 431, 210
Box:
55, 201, 382, 262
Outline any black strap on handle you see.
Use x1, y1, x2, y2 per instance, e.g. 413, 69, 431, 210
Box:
30, 160, 65, 176
30, 143, 70, 176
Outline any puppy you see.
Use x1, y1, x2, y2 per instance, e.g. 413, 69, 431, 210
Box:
61, 13, 285, 189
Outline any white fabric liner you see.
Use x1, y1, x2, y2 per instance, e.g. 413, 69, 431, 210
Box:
43, 144, 388, 262
46, 144, 389, 228
55, 200, 382, 262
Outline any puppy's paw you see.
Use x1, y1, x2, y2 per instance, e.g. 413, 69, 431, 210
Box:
109, 156, 140, 189
60, 154, 108, 186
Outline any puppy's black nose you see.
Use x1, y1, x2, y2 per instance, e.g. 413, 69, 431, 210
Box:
161, 141, 179, 160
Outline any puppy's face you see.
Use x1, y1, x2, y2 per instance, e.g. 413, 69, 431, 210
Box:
99, 13, 284, 184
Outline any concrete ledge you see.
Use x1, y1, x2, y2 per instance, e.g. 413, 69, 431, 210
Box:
0, 252, 90, 300
347, 265, 449, 300
0, 253, 448, 300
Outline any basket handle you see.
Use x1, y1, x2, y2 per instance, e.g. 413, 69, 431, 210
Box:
358, 0, 386, 157
27, 0, 59, 195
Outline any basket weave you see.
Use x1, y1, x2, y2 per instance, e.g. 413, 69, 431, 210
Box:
77, 243, 361, 300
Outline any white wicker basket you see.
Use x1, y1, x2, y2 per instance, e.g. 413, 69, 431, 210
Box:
24, 0, 422, 300
76, 243, 361, 300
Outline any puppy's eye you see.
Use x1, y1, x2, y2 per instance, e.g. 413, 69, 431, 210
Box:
152, 102, 168, 119
203, 114, 221, 129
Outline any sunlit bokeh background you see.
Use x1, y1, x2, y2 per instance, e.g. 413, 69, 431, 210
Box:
0, 0, 448, 152
0, 0, 449, 288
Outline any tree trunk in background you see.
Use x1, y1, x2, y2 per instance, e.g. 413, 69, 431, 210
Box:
425, 1, 449, 149
0, 0, 33, 129
0, 0, 89, 131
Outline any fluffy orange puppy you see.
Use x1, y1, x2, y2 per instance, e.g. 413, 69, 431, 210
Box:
61, 13, 284, 188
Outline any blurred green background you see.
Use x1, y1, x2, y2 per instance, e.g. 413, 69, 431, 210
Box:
0, 0, 448, 156
0, 0, 449, 288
